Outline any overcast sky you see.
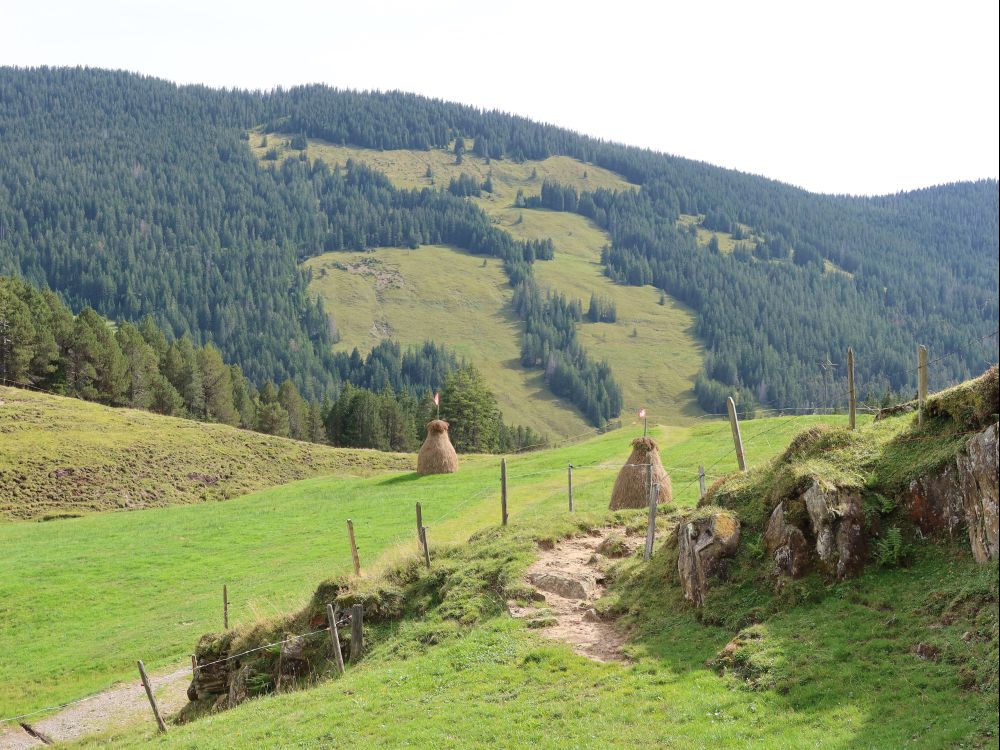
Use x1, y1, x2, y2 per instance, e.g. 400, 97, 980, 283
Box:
5, 0, 998, 195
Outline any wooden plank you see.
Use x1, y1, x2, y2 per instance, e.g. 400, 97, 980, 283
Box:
350, 603, 364, 662
137, 659, 167, 733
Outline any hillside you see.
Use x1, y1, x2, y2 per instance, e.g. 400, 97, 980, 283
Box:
0, 385, 412, 521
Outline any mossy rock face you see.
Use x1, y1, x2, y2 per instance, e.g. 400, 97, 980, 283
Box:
925, 366, 999, 430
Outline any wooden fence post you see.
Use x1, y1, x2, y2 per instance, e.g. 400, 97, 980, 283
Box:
420, 526, 431, 569
643, 475, 658, 562
350, 604, 364, 662
190, 654, 197, 678
727, 397, 747, 472
698, 464, 706, 500
137, 660, 167, 733
326, 603, 345, 674
918, 345, 928, 425
223, 584, 229, 630
500, 458, 508, 526
415, 502, 423, 550
567, 464, 574, 512
847, 347, 857, 431
347, 519, 361, 575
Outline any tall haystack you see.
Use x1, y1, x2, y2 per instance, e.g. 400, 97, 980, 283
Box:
417, 419, 459, 475
609, 437, 672, 509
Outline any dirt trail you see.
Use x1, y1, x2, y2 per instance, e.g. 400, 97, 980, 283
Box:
508, 528, 633, 662
0, 664, 190, 748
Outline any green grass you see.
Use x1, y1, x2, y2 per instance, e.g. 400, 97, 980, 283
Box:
0, 386, 412, 521
0, 411, 844, 719
253, 134, 706, 434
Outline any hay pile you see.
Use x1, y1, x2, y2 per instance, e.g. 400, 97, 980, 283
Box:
417, 419, 459, 475
609, 437, 672, 509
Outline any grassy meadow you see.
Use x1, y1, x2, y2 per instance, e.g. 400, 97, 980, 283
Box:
0, 411, 851, 719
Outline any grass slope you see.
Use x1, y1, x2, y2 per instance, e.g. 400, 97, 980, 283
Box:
254, 134, 705, 433
0, 386, 411, 521
0, 413, 847, 719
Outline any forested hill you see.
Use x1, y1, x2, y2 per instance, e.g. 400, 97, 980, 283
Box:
1, 67, 996, 416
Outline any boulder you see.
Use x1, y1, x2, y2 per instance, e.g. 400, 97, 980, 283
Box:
676, 511, 741, 607
905, 464, 965, 538
278, 634, 310, 680
803, 481, 865, 580
763, 502, 810, 579
956, 423, 999, 562
526, 571, 598, 601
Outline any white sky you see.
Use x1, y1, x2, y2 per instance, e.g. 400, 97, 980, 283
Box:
5, 0, 998, 195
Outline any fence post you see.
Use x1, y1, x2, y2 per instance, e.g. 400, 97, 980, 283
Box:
567, 464, 574, 512
415, 502, 423, 550
137, 659, 167, 733
643, 478, 658, 561
347, 519, 361, 575
223, 584, 229, 630
726, 397, 747, 472
350, 603, 364, 662
500, 458, 508, 526
326, 603, 345, 674
917, 345, 928, 425
847, 347, 857, 431
420, 526, 431, 569
190, 654, 197, 679
698, 464, 706, 500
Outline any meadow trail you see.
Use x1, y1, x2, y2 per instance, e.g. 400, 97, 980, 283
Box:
508, 528, 634, 662
0, 664, 190, 749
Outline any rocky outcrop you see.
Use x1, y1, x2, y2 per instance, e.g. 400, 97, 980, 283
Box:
677, 511, 741, 607
763, 502, 810, 579
901, 422, 998, 563
803, 481, 866, 580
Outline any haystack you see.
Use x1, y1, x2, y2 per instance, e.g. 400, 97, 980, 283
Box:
417, 419, 459, 475
609, 437, 672, 509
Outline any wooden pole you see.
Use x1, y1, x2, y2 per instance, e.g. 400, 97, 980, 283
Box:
415, 502, 423, 550
726, 397, 747, 472
698, 464, 706, 500
847, 347, 857, 431
567, 465, 574, 512
223, 584, 229, 630
326, 604, 345, 674
643, 477, 658, 562
420, 526, 431, 569
917, 345, 928, 426
190, 654, 197, 678
347, 519, 361, 575
500, 458, 508, 526
349, 603, 364, 662
137, 660, 167, 733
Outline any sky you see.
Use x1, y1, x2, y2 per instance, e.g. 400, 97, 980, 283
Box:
5, 0, 998, 195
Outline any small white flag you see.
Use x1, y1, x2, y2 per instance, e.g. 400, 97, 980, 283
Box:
638, 408, 646, 419
433, 392, 440, 407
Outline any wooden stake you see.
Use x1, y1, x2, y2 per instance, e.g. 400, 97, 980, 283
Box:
190, 654, 197, 678
500, 458, 508, 526
347, 519, 361, 575
643, 477, 658, 562
223, 584, 229, 630
326, 603, 345, 674
847, 347, 857, 431
420, 526, 431, 569
727, 397, 747, 472
698, 464, 706, 500
567, 464, 574, 512
917, 345, 928, 425
349, 603, 364, 662
137, 660, 167, 733
415, 502, 423, 550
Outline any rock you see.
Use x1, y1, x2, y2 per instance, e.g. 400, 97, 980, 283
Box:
803, 481, 865, 580
910, 642, 941, 661
227, 664, 252, 708
526, 571, 597, 601
582, 608, 602, 623
956, 423, 998, 562
597, 531, 630, 558
763, 502, 810, 579
676, 511, 741, 607
279, 635, 310, 679
905, 464, 966, 537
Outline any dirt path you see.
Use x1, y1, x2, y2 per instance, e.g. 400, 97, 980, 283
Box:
0, 664, 191, 748
508, 528, 634, 662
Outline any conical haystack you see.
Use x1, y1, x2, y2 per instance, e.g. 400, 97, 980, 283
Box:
609, 437, 672, 509
417, 419, 459, 475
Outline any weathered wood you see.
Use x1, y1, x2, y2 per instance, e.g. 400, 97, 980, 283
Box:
349, 603, 364, 662
500, 458, 508, 526
698, 464, 706, 500
727, 397, 747, 472
137, 659, 167, 733
420, 526, 431, 569
847, 347, 857, 431
326, 603, 345, 674
415, 502, 423, 550
347, 519, 361, 575
190, 653, 197, 678
918, 345, 928, 425
223, 584, 229, 630
643, 474, 658, 562
567, 464, 574, 512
